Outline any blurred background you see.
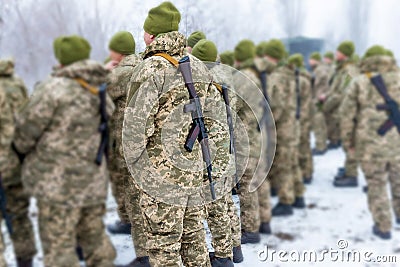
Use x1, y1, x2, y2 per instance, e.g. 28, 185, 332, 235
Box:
0, 0, 400, 89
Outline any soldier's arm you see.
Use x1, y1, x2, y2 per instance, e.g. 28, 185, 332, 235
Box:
0, 92, 14, 169
13, 81, 57, 154
123, 73, 159, 163
268, 78, 284, 122
339, 78, 359, 149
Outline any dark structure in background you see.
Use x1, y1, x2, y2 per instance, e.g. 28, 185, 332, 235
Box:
283, 36, 324, 69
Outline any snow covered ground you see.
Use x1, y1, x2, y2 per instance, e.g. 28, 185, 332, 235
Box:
3, 145, 400, 266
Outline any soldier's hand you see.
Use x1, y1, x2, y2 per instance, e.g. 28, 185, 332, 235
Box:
105, 60, 119, 70
318, 94, 326, 103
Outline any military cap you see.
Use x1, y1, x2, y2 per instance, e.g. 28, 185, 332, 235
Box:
385, 49, 395, 58
143, 1, 181, 36
234, 39, 256, 62
310, 52, 321, 61
256, 41, 269, 57
264, 39, 286, 60
54, 35, 91, 66
109, 31, 135, 55
288, 53, 304, 68
219, 50, 234, 67
192, 39, 218, 62
337, 41, 355, 57
324, 51, 334, 60
364, 45, 386, 58
187, 31, 206, 48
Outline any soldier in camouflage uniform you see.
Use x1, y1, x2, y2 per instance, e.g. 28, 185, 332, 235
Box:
289, 54, 313, 185
265, 40, 304, 216
340, 45, 400, 239
0, 82, 14, 267
254, 41, 276, 233
13, 35, 116, 267
309, 52, 329, 155
0, 58, 37, 267
232, 39, 268, 244
192, 39, 243, 266
104, 32, 150, 267
122, 2, 231, 267
323, 41, 360, 187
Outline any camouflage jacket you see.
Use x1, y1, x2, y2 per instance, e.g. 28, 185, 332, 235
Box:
107, 54, 142, 165
299, 69, 313, 129
324, 60, 359, 113
14, 60, 114, 207
123, 31, 231, 204
233, 59, 263, 160
268, 65, 297, 144
254, 57, 277, 74
0, 89, 14, 172
312, 62, 332, 99
0, 58, 30, 184
340, 55, 400, 160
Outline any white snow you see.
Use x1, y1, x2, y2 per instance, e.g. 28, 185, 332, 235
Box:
2, 145, 400, 266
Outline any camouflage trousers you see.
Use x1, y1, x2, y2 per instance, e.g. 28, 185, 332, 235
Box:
325, 112, 341, 145
362, 160, 400, 232
343, 149, 358, 177
299, 122, 313, 179
38, 202, 116, 267
271, 141, 305, 205
140, 192, 210, 267
312, 110, 328, 151
126, 179, 147, 257
227, 195, 241, 247
109, 150, 130, 223
238, 157, 260, 232
5, 182, 37, 261
206, 194, 233, 258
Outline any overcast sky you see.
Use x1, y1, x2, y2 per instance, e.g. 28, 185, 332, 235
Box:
0, 0, 399, 88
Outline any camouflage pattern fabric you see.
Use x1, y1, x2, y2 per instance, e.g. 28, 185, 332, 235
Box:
324, 60, 359, 145
0, 87, 12, 266
299, 70, 313, 179
0, 58, 37, 261
123, 31, 231, 266
107, 54, 142, 224
205, 195, 232, 258
227, 195, 241, 247
233, 62, 263, 233
268, 65, 300, 205
125, 178, 147, 257
13, 59, 115, 266
38, 202, 116, 267
340, 55, 400, 232
14, 59, 114, 207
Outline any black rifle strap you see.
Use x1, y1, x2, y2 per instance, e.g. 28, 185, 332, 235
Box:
295, 68, 301, 120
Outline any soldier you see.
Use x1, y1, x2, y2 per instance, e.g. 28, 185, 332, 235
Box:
104, 32, 150, 267
192, 39, 237, 266
122, 2, 230, 266
253, 41, 276, 233
13, 35, 116, 267
340, 45, 400, 239
323, 41, 360, 187
309, 52, 329, 155
265, 40, 304, 216
323, 51, 335, 66
232, 39, 269, 244
0, 58, 37, 267
0, 83, 14, 267
288, 54, 314, 185
186, 30, 206, 54
106, 31, 135, 235
219, 51, 234, 67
